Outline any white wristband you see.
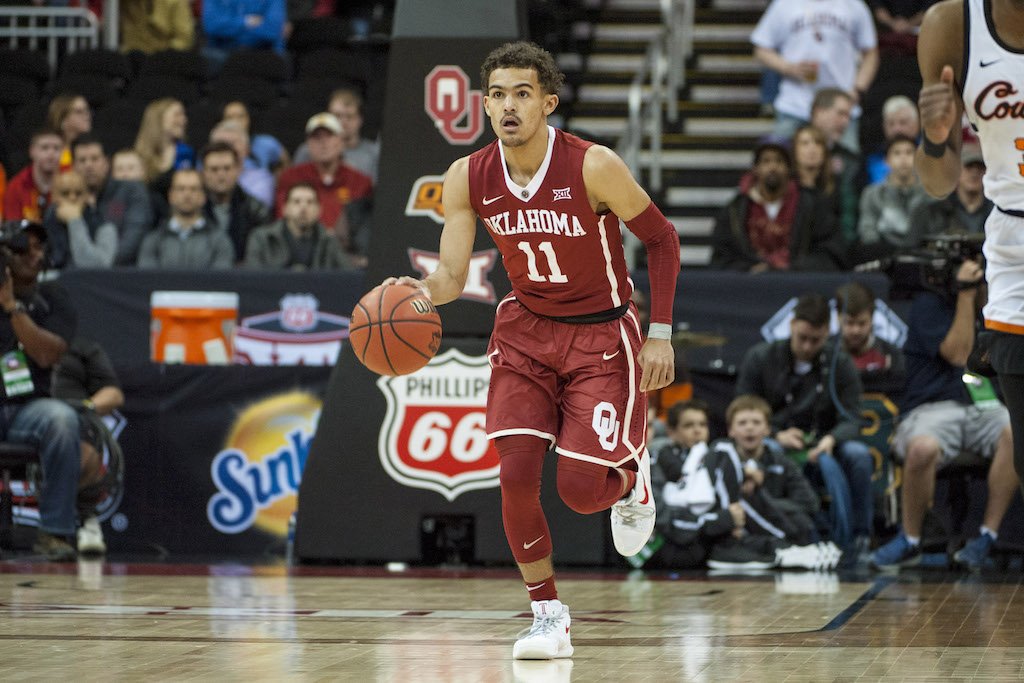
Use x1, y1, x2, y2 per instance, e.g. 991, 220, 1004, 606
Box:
647, 323, 672, 340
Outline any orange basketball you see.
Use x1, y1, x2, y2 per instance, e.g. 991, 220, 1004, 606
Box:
349, 283, 442, 376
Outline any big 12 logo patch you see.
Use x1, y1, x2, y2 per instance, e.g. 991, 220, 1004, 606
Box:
377, 349, 498, 500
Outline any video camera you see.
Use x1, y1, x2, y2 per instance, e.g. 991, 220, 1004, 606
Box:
854, 233, 985, 299
0, 220, 47, 286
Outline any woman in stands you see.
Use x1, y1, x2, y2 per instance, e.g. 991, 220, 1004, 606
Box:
220, 100, 288, 172
792, 124, 857, 242
47, 94, 92, 172
133, 98, 196, 195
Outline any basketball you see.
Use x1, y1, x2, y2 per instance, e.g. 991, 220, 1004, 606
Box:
349, 283, 442, 376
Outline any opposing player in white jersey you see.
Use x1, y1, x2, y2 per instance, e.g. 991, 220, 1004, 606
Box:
916, 0, 1024, 491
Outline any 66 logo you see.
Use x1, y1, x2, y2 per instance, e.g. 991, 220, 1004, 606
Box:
377, 349, 498, 500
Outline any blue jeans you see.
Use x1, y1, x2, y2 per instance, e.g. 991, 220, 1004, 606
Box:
3, 399, 81, 536
805, 440, 874, 549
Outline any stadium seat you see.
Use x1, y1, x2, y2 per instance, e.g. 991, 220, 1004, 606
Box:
207, 76, 280, 111
138, 49, 209, 81
51, 73, 120, 108
286, 16, 352, 54
220, 49, 290, 84
0, 48, 51, 87
126, 74, 202, 105
60, 48, 133, 88
92, 99, 148, 153
0, 442, 39, 552
260, 100, 322, 154
295, 47, 372, 87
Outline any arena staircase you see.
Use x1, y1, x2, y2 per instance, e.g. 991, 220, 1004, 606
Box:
564, 0, 771, 267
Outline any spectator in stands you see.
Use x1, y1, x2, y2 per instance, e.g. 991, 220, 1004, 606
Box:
110, 149, 147, 182
4, 129, 63, 223
202, 0, 286, 73
200, 141, 270, 262
46, 95, 91, 172
792, 124, 857, 241
870, 0, 935, 55
736, 293, 874, 564
864, 95, 921, 185
276, 113, 373, 263
871, 259, 1017, 572
711, 139, 845, 272
809, 89, 862, 199
120, 0, 195, 53
134, 98, 195, 193
0, 219, 80, 560
137, 169, 234, 269
293, 88, 379, 182
43, 169, 117, 269
906, 143, 991, 243
752, 0, 879, 153
645, 400, 740, 569
52, 336, 125, 555
71, 136, 155, 266
835, 281, 905, 397
712, 395, 822, 563
220, 100, 288, 172
209, 120, 275, 208
245, 182, 353, 270
854, 135, 929, 262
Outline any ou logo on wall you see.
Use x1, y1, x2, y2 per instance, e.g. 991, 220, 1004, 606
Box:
425, 65, 483, 145
377, 348, 498, 500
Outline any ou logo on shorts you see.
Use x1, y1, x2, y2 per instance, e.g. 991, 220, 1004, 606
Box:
592, 402, 620, 452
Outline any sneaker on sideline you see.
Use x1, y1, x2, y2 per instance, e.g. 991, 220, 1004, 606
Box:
513, 600, 574, 660
77, 516, 106, 555
870, 534, 922, 571
775, 542, 842, 570
953, 532, 996, 572
33, 532, 76, 561
610, 452, 656, 557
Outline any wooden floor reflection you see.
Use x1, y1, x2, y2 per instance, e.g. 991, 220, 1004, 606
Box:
0, 559, 1021, 681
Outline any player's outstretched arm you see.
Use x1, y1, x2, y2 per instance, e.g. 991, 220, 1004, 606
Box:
915, 0, 965, 198
583, 146, 680, 392
383, 157, 476, 305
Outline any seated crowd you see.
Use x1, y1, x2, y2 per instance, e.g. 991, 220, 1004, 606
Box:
0, 89, 377, 272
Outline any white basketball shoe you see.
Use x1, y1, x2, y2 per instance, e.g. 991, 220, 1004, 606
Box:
512, 600, 574, 660
610, 451, 656, 556
77, 516, 106, 555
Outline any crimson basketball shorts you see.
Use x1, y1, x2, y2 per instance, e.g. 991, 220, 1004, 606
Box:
485, 296, 648, 468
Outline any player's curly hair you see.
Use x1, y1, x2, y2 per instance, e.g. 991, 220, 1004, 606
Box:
481, 41, 565, 95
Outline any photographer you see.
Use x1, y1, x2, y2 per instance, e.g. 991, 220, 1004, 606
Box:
0, 220, 80, 560
871, 257, 1017, 571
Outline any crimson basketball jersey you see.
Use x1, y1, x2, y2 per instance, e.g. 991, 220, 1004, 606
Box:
468, 126, 633, 318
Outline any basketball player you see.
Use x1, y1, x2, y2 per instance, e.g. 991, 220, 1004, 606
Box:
915, 1, 1024, 495
383, 42, 679, 659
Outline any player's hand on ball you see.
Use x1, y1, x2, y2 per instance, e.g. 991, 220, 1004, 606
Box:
638, 338, 674, 392
380, 276, 432, 300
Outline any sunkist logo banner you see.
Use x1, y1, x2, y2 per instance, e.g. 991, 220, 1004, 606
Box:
377, 349, 499, 500
207, 392, 321, 536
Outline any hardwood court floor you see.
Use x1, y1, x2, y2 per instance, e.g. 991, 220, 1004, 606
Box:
0, 559, 1022, 682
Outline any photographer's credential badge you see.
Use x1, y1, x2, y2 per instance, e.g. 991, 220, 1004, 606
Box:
1, 349, 33, 396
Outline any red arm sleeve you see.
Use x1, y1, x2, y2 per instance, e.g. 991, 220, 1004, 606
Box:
624, 201, 680, 326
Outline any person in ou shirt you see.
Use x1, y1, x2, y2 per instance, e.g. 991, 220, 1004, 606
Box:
751, 0, 879, 154
382, 41, 680, 660
894, 0, 1024, 569
4, 129, 63, 223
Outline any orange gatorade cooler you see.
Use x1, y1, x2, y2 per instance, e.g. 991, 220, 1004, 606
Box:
150, 291, 239, 364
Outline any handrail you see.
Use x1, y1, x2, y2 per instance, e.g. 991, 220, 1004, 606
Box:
0, 7, 100, 72
618, 0, 694, 194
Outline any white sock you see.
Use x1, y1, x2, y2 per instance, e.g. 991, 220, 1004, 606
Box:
904, 535, 921, 546
980, 526, 998, 541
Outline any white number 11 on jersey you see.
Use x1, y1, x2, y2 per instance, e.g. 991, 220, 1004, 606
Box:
517, 241, 568, 283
